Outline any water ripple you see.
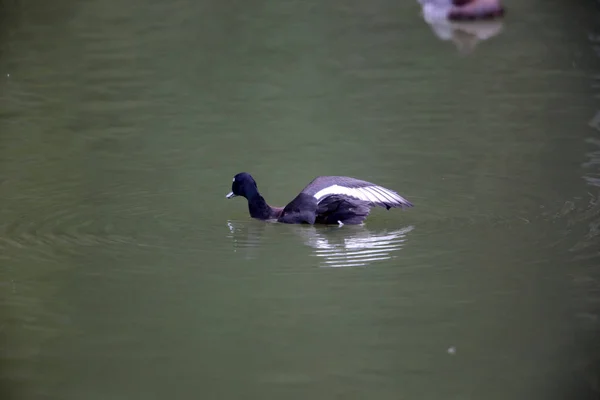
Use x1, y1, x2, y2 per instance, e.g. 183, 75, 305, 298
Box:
226, 219, 273, 260
0, 205, 141, 259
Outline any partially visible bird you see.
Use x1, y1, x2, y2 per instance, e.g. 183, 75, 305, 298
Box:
418, 0, 505, 22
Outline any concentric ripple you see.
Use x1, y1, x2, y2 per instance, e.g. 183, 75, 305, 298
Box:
0, 201, 168, 261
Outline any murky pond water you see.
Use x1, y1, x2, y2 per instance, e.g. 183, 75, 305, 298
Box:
1, 0, 600, 399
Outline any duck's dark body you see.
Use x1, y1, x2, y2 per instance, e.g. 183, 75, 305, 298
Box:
227, 173, 412, 225
420, 0, 505, 21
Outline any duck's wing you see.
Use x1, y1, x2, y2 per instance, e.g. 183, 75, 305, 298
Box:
300, 176, 413, 210
315, 195, 371, 225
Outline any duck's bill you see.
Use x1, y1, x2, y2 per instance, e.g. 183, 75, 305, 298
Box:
226, 192, 237, 199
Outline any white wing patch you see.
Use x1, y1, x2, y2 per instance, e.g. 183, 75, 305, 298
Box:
313, 184, 411, 208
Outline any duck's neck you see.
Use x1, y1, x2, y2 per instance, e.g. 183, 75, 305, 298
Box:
247, 193, 278, 220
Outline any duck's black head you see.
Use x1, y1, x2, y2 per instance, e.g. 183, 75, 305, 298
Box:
226, 172, 259, 199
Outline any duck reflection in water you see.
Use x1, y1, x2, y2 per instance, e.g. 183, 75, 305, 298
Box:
226, 220, 270, 260
418, 0, 505, 53
227, 221, 414, 268
298, 225, 414, 268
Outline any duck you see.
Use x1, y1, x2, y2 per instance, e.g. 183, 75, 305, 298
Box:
419, 0, 505, 22
226, 172, 413, 225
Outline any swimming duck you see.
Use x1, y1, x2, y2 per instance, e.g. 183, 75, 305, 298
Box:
419, 0, 505, 22
226, 172, 413, 225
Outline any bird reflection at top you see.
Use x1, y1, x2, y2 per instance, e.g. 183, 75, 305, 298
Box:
418, 0, 506, 53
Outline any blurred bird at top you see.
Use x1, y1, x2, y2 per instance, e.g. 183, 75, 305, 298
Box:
418, 0, 505, 54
